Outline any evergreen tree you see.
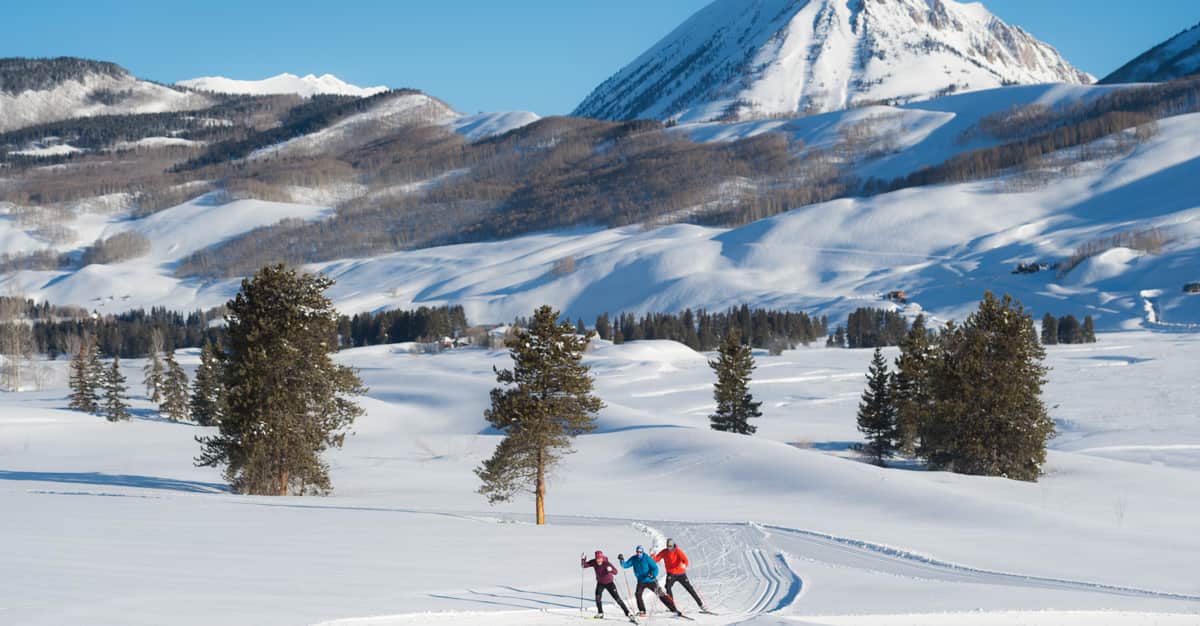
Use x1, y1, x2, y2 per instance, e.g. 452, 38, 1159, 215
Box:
576, 318, 587, 335
857, 348, 898, 465
1040, 313, 1058, 345
190, 340, 226, 427
708, 330, 761, 435
920, 292, 1055, 482
196, 265, 365, 496
158, 350, 191, 422
1058, 314, 1082, 345
475, 305, 603, 525
101, 356, 131, 422
595, 313, 612, 341
833, 326, 847, 348
68, 340, 100, 414
142, 329, 165, 402
1082, 315, 1097, 343
892, 314, 933, 456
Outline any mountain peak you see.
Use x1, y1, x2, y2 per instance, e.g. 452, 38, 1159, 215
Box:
176, 73, 388, 97
574, 0, 1091, 122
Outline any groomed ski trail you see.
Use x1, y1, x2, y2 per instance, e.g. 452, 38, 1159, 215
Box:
312, 515, 1200, 626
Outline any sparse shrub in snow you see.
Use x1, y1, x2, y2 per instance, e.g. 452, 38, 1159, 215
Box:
1057, 228, 1174, 279
551, 256, 576, 277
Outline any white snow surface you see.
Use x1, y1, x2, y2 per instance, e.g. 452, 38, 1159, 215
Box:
0, 70, 212, 133
573, 0, 1092, 122
2, 333, 1199, 625
177, 72, 389, 97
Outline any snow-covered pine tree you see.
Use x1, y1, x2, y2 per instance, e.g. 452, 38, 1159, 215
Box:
101, 356, 131, 422
196, 265, 365, 496
892, 314, 933, 455
857, 348, 898, 465
158, 350, 190, 422
1040, 313, 1058, 345
921, 292, 1054, 482
68, 340, 100, 413
708, 329, 761, 435
142, 329, 165, 403
190, 339, 226, 426
475, 305, 603, 525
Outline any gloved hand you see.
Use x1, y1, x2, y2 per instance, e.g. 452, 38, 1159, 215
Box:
581, 552, 586, 560
617, 553, 624, 561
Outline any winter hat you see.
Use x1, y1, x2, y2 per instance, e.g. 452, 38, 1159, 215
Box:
666, 538, 676, 549
635, 545, 644, 553
595, 550, 604, 558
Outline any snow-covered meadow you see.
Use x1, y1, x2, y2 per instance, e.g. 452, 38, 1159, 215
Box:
2, 331, 1198, 625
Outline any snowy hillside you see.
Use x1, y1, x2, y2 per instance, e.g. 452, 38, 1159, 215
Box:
0, 58, 212, 133
573, 0, 1092, 122
1102, 22, 1200, 84
3, 83, 1195, 331
2, 332, 1200, 625
176, 72, 389, 97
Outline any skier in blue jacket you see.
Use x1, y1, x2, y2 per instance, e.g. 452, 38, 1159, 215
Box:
619, 546, 683, 618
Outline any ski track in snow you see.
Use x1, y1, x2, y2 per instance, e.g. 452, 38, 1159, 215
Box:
314, 515, 1200, 625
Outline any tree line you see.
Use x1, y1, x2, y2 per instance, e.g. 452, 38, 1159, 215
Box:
593, 306, 829, 352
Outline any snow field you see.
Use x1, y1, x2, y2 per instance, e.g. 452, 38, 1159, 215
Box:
2, 333, 1199, 625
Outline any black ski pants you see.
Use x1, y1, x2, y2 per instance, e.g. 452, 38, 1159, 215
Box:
635, 581, 678, 614
665, 572, 704, 608
595, 581, 630, 615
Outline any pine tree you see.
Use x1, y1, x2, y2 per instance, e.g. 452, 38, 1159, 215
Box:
476, 305, 603, 525
158, 350, 191, 422
1058, 314, 1082, 344
920, 292, 1055, 482
892, 314, 933, 455
708, 330, 761, 435
196, 265, 365, 496
190, 340, 226, 427
1040, 313, 1058, 345
595, 313, 612, 341
68, 340, 100, 414
142, 329, 165, 402
833, 326, 847, 348
101, 356, 131, 422
1082, 315, 1097, 343
857, 348, 898, 465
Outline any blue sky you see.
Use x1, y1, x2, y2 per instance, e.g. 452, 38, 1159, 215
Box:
3, 1, 1197, 114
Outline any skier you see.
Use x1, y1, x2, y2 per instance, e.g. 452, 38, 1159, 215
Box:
619, 546, 684, 618
654, 538, 711, 614
581, 550, 635, 622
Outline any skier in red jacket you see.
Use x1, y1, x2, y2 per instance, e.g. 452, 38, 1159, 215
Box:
653, 538, 710, 613
581, 551, 635, 621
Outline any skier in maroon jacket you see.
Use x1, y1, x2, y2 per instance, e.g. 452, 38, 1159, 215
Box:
581, 550, 635, 621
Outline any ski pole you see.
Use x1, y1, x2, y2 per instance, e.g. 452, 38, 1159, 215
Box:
580, 554, 586, 616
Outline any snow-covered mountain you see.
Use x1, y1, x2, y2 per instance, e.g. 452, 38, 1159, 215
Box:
1102, 22, 1200, 84
0, 57, 211, 133
177, 72, 388, 97
573, 0, 1092, 122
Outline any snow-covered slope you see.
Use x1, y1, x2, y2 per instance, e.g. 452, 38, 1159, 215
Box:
176, 72, 389, 97
1102, 22, 1200, 84
2, 83, 1194, 330
0, 59, 211, 133
573, 0, 1092, 122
